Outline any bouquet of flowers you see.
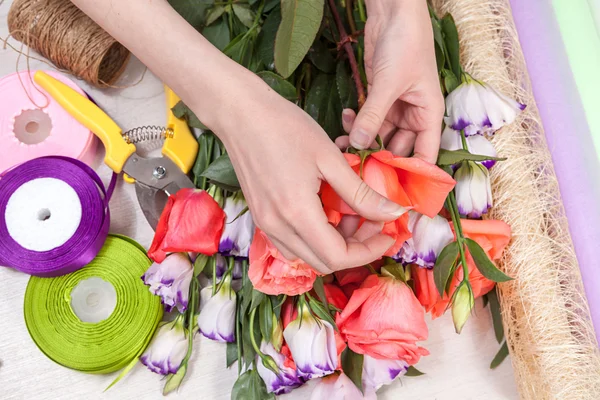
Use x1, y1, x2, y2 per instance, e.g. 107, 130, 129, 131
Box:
135, 1, 524, 398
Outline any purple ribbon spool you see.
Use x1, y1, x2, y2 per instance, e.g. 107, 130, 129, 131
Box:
0, 156, 116, 277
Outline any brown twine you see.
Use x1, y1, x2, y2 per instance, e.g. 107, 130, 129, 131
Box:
7, 0, 131, 88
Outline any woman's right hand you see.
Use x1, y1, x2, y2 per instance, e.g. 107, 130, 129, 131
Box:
201, 71, 405, 274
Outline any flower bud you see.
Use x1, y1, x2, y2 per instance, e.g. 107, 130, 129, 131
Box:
141, 316, 188, 375
452, 284, 475, 333
198, 276, 236, 343
454, 161, 493, 218
142, 253, 193, 312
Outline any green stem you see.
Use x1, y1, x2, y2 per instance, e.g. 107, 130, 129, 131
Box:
448, 191, 469, 281
460, 129, 468, 151
181, 278, 199, 366
249, 308, 261, 355
357, 0, 366, 22
345, 0, 357, 34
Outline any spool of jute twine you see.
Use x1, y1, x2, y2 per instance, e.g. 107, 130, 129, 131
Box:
7, 0, 130, 88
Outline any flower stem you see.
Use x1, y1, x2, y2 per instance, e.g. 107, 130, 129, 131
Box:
447, 191, 469, 281
357, 0, 366, 22
249, 308, 261, 355
327, 0, 366, 108
460, 129, 468, 150
180, 277, 199, 370
345, 0, 357, 34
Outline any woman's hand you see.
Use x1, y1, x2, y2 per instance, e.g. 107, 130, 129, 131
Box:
208, 72, 405, 274
337, 0, 444, 163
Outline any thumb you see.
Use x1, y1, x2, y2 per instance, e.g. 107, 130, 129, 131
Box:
349, 83, 396, 149
320, 151, 408, 222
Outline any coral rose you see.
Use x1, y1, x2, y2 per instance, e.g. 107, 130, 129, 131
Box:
336, 275, 429, 364
248, 228, 318, 295
321, 151, 455, 256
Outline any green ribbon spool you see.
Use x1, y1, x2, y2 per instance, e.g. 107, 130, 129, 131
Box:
24, 234, 163, 374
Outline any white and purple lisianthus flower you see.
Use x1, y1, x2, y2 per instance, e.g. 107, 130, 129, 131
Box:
444, 75, 525, 137
395, 211, 454, 268
219, 195, 255, 258
283, 304, 337, 379
256, 341, 304, 395
214, 254, 244, 281
141, 316, 188, 375
441, 126, 498, 169
142, 252, 193, 312
362, 355, 409, 392
310, 372, 376, 400
454, 161, 493, 218
198, 275, 236, 343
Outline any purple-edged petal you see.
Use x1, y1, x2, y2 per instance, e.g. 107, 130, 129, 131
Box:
142, 253, 193, 312
140, 317, 188, 376
198, 277, 236, 343
361, 355, 409, 391
454, 161, 493, 218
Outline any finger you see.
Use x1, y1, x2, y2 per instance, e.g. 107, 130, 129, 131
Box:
350, 83, 397, 149
351, 220, 385, 242
342, 108, 356, 134
413, 89, 444, 164
292, 196, 395, 271
319, 151, 408, 221
268, 236, 299, 261
335, 135, 350, 151
377, 120, 398, 146
271, 231, 331, 275
338, 215, 361, 238
387, 129, 417, 157
413, 124, 442, 164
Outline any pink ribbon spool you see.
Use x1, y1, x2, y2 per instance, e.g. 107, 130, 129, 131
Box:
0, 70, 97, 171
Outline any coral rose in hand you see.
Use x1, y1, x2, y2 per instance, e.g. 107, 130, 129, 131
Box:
148, 189, 225, 263
321, 151, 455, 256
336, 275, 429, 364
248, 228, 319, 296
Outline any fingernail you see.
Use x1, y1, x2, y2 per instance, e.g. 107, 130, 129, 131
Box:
378, 199, 407, 217
342, 109, 353, 123
350, 129, 370, 150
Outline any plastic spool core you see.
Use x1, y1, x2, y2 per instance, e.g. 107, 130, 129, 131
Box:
37, 208, 51, 221
70, 277, 118, 323
13, 109, 52, 145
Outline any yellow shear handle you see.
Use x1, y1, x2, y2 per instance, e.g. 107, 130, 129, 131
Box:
33, 71, 136, 173
164, 87, 198, 174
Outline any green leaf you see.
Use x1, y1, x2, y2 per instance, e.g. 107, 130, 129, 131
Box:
434, 241, 459, 296
172, 101, 209, 130
304, 73, 343, 139
336, 61, 358, 109
201, 154, 241, 189
232, 4, 256, 28
226, 342, 238, 368
341, 348, 364, 393
168, 0, 213, 30
307, 296, 337, 329
206, 5, 226, 26
441, 14, 462, 80
431, 17, 446, 71
231, 369, 275, 400
202, 18, 231, 51
274, 0, 325, 78
224, 33, 254, 67
250, 289, 266, 312
381, 263, 407, 282
436, 148, 505, 166
257, 71, 297, 101
256, 7, 281, 68
464, 238, 513, 282
490, 342, 509, 369
405, 366, 425, 376
163, 364, 188, 395
487, 288, 504, 343
264, 0, 280, 12
443, 69, 459, 94
308, 39, 336, 73
312, 276, 329, 311
193, 254, 210, 276
259, 297, 273, 343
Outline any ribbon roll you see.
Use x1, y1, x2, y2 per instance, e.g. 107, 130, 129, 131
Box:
0, 70, 96, 172
24, 235, 163, 374
0, 156, 115, 277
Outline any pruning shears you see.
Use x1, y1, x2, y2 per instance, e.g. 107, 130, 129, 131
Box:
33, 71, 198, 229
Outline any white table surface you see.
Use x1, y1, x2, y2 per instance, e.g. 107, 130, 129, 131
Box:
0, 2, 518, 398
